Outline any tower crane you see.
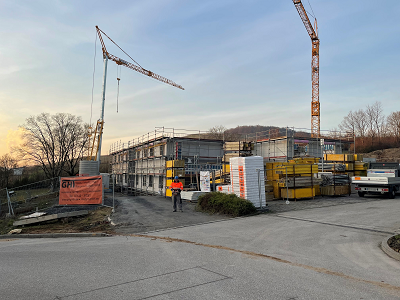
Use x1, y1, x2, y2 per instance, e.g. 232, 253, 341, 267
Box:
292, 0, 320, 138
88, 26, 184, 163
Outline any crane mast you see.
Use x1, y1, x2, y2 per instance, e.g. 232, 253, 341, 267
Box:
88, 26, 184, 163
293, 0, 320, 138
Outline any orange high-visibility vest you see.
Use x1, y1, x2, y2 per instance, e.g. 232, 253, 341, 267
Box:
169, 181, 183, 190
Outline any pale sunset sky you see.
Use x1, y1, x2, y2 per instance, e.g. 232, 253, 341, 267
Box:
0, 0, 399, 156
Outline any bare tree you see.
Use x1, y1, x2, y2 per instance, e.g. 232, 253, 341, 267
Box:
352, 109, 367, 144
387, 111, 400, 143
16, 113, 88, 179
339, 111, 356, 135
208, 125, 240, 141
365, 101, 385, 145
0, 154, 18, 188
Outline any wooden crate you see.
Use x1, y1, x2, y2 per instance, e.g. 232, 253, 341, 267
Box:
320, 185, 350, 196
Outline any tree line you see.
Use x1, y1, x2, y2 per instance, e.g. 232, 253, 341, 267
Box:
1, 113, 88, 189
338, 101, 400, 153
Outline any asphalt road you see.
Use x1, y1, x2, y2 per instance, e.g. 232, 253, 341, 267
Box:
110, 194, 231, 234
1, 198, 400, 299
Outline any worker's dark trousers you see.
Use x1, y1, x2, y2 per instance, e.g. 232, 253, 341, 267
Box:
172, 194, 182, 211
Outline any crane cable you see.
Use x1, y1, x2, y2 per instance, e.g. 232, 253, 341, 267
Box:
116, 65, 121, 113
90, 32, 97, 126
307, 0, 316, 19
97, 27, 143, 68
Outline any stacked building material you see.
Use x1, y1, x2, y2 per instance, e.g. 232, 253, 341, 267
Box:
217, 185, 234, 194
279, 176, 322, 188
354, 161, 368, 177
181, 191, 206, 201
323, 154, 355, 177
318, 163, 346, 172
230, 156, 266, 208
266, 161, 318, 200
319, 173, 351, 186
166, 160, 185, 197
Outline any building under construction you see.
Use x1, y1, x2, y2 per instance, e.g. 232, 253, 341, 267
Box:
109, 127, 353, 196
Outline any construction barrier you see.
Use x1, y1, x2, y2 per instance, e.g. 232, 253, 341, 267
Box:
59, 176, 103, 205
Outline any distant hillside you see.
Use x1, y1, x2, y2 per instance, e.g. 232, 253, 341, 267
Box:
225, 125, 310, 140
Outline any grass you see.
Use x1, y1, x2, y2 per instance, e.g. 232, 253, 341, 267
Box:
196, 192, 257, 217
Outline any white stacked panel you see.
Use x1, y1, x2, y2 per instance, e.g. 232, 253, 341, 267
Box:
217, 185, 234, 194
181, 191, 207, 201
230, 156, 266, 208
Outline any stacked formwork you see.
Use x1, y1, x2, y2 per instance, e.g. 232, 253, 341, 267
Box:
165, 160, 185, 197
319, 154, 360, 196
266, 160, 319, 200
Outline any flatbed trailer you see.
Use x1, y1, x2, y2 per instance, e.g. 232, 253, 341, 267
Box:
352, 163, 400, 199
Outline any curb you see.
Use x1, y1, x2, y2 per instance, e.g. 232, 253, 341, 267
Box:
0, 233, 112, 239
381, 235, 400, 262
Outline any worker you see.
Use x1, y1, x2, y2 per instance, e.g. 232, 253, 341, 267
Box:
169, 176, 183, 212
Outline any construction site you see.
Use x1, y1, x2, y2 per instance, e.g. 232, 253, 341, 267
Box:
80, 1, 394, 208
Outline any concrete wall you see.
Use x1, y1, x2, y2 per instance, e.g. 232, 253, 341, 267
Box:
253, 138, 294, 161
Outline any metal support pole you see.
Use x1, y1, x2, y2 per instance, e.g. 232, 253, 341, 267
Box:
257, 169, 262, 208
6, 187, 14, 216
112, 173, 115, 213
212, 170, 216, 192
285, 167, 289, 205
97, 55, 109, 164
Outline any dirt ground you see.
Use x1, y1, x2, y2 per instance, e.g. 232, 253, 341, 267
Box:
388, 235, 400, 253
364, 147, 400, 162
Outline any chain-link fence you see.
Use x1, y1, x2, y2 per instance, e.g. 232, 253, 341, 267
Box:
0, 177, 60, 217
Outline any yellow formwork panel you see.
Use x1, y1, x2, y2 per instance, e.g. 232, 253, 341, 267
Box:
281, 187, 315, 199
166, 169, 185, 178
166, 189, 172, 197
166, 160, 185, 168
354, 170, 367, 176
354, 154, 364, 161
354, 162, 368, 170
324, 154, 354, 162
293, 157, 320, 164
314, 185, 321, 196
223, 164, 230, 173
275, 164, 318, 175
270, 181, 280, 199
345, 163, 354, 171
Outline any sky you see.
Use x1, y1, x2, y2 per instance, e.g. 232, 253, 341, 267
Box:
0, 0, 399, 156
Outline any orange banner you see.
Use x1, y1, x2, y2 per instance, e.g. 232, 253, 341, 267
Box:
59, 176, 103, 205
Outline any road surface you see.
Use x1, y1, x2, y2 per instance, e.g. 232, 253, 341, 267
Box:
1, 198, 399, 299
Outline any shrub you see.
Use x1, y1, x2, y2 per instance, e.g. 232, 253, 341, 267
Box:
196, 192, 257, 217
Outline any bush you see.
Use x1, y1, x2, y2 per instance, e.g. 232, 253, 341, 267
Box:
196, 192, 257, 217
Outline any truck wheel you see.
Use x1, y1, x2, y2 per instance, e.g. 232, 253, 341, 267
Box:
358, 191, 365, 197
389, 188, 396, 199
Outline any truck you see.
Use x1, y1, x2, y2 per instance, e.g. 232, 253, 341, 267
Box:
352, 162, 400, 199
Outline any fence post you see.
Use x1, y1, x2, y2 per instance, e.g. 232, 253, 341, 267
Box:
257, 169, 262, 208
6, 187, 14, 216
